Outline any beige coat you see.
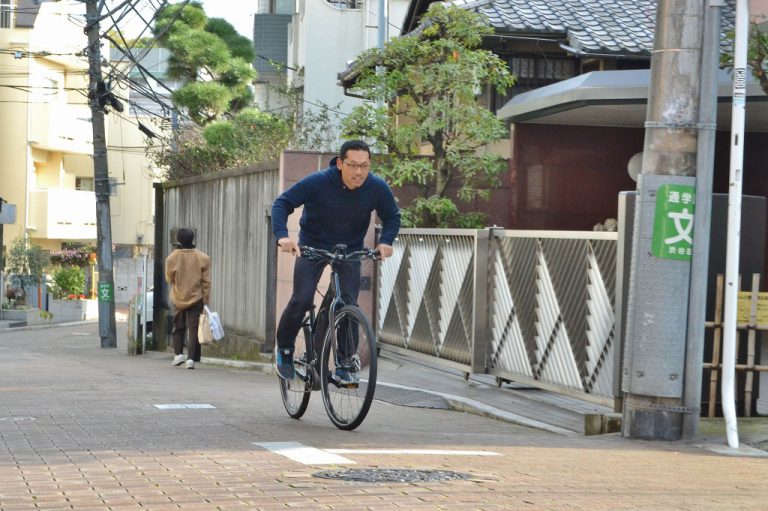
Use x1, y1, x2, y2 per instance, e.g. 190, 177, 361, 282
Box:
164, 248, 211, 308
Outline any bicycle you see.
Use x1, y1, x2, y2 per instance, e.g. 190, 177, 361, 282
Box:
278, 244, 379, 430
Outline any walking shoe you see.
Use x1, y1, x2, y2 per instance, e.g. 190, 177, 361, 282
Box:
276, 348, 295, 380
172, 354, 186, 366
186, 360, 195, 369
335, 355, 360, 385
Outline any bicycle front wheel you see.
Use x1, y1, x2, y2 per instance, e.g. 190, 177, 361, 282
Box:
320, 305, 377, 430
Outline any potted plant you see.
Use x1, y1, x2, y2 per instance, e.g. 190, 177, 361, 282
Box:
48, 266, 98, 321
3, 235, 49, 311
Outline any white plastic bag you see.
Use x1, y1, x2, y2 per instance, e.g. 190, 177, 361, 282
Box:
205, 305, 225, 341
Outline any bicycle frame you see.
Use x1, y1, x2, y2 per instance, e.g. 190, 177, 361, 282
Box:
301, 259, 347, 379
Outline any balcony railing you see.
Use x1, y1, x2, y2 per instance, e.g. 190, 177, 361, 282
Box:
28, 188, 97, 240
29, 103, 93, 154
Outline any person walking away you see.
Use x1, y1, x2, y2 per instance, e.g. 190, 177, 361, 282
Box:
165, 228, 211, 369
271, 139, 401, 382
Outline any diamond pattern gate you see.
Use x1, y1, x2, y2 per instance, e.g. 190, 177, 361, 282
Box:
377, 229, 619, 403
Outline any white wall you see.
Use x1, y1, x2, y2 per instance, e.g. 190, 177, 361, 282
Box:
286, 0, 409, 147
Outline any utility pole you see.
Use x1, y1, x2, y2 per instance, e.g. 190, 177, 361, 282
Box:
85, 0, 117, 348
621, 1, 705, 440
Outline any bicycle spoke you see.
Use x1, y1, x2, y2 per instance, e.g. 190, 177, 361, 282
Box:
279, 336, 312, 419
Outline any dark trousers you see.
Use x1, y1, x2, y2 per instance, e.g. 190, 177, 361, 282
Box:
172, 300, 204, 362
276, 256, 360, 352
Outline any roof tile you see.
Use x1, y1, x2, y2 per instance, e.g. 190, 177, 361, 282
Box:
445, 0, 736, 56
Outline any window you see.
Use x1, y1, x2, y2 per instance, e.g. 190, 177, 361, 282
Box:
257, 0, 293, 14
76, 177, 94, 191
491, 55, 577, 112
0, 0, 13, 29
326, 0, 361, 9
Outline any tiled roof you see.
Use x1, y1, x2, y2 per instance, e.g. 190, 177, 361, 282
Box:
442, 0, 736, 56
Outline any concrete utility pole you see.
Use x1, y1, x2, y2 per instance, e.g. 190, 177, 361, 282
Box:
85, 0, 117, 348
622, 1, 705, 440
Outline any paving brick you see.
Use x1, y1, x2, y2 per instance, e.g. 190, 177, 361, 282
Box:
0, 323, 766, 511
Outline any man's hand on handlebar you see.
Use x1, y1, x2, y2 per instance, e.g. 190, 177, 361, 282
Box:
277, 237, 300, 256
375, 243, 393, 260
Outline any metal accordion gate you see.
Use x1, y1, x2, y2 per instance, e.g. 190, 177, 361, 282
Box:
377, 228, 618, 405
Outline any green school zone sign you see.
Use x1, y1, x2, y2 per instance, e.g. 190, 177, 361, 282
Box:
651, 184, 696, 261
98, 281, 114, 303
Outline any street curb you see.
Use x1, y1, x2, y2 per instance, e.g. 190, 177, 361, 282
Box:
0, 319, 98, 334
692, 442, 768, 458
376, 381, 579, 437
201, 356, 272, 372
198, 355, 578, 436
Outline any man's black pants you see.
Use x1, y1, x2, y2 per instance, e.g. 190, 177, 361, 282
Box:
276, 256, 360, 352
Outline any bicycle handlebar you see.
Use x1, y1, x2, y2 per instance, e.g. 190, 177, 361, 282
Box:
300, 245, 380, 261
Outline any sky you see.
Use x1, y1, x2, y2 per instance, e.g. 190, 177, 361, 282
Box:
196, 0, 257, 40
112, 1, 258, 41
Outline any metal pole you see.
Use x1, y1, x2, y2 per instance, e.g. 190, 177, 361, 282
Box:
85, 0, 117, 348
376, 0, 387, 110
153, 182, 165, 351
265, 207, 276, 353
141, 251, 148, 354
721, 0, 750, 449
377, 0, 387, 50
682, 0, 723, 440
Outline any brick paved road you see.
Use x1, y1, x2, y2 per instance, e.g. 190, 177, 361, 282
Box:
0, 323, 766, 510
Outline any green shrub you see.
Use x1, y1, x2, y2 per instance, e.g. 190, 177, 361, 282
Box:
52, 267, 85, 299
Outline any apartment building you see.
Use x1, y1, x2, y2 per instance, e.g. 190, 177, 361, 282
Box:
0, 0, 156, 255
0, 0, 161, 307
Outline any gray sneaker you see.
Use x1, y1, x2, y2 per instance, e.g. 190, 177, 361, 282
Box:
172, 354, 186, 366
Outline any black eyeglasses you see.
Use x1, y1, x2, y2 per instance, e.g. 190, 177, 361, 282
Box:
343, 161, 371, 171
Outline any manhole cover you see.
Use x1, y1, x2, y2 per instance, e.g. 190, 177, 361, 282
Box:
313, 468, 470, 483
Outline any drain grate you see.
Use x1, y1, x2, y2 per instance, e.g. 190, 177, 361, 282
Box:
374, 386, 450, 409
313, 468, 470, 483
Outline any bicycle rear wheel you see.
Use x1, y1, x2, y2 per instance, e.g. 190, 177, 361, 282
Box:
320, 305, 377, 430
279, 330, 312, 419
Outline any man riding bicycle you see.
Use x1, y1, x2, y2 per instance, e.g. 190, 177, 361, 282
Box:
271, 140, 401, 382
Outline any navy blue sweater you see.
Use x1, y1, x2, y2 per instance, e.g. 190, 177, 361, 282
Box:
271, 160, 401, 251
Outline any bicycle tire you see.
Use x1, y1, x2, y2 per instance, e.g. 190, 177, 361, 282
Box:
279, 327, 312, 419
320, 305, 377, 430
